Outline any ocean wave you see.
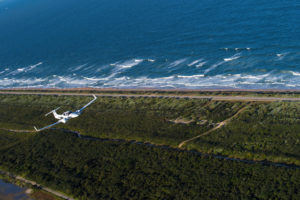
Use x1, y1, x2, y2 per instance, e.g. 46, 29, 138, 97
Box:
169, 58, 188, 67
0, 77, 45, 87
187, 59, 204, 66
111, 59, 144, 69
289, 71, 300, 76
9, 62, 43, 75
276, 52, 289, 60
204, 61, 225, 74
147, 59, 155, 62
177, 74, 204, 78
0, 68, 9, 74
196, 61, 207, 68
71, 63, 89, 71
94, 73, 280, 89
1, 70, 299, 89
83, 77, 108, 81
223, 54, 241, 62
221, 48, 251, 51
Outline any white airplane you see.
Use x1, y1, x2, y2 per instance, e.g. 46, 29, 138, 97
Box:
34, 95, 97, 132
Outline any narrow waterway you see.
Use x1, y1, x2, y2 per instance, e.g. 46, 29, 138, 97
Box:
58, 128, 300, 170
0, 179, 32, 200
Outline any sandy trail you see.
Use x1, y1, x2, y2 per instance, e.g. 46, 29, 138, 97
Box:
178, 104, 250, 148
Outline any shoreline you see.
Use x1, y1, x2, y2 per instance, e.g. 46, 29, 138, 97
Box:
2, 87, 300, 92
0, 169, 74, 200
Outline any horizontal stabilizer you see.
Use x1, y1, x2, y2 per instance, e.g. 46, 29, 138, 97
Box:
45, 107, 60, 116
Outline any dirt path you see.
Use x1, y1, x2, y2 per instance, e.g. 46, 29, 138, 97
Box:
1, 128, 35, 133
1, 91, 300, 102
178, 104, 250, 148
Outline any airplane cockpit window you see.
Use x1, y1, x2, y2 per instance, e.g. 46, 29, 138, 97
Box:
63, 111, 71, 116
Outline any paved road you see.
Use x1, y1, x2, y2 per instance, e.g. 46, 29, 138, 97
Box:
1, 91, 300, 102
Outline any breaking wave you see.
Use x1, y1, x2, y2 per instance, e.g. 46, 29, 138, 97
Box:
1, 71, 300, 89
224, 54, 241, 62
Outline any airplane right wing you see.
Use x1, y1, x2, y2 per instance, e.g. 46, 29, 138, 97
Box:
78, 94, 97, 112
34, 121, 62, 132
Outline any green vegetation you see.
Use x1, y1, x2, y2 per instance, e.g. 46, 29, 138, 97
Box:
1, 94, 300, 165
1, 93, 300, 199
1, 129, 300, 199
186, 102, 300, 165
0, 94, 243, 146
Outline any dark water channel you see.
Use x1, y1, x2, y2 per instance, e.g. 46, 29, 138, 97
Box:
0, 179, 32, 200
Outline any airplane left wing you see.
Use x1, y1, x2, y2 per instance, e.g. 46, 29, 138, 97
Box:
34, 121, 62, 132
78, 94, 97, 112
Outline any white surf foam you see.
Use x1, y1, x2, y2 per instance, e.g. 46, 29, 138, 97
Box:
0, 77, 45, 86
169, 58, 188, 67
112, 59, 144, 69
289, 71, 300, 76
147, 59, 155, 62
276, 52, 289, 61
71, 64, 88, 71
224, 54, 241, 62
10, 62, 43, 75
196, 61, 207, 68
0, 68, 9, 74
28, 62, 43, 70
177, 74, 204, 78
204, 61, 225, 74
83, 77, 106, 81
187, 59, 203, 66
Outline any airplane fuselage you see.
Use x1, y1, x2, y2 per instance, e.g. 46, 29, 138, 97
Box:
55, 111, 81, 123
34, 94, 97, 132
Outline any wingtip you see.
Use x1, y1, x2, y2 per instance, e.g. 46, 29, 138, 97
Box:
34, 126, 39, 132
93, 94, 97, 99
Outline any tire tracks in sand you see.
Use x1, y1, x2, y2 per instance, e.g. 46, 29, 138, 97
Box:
178, 103, 251, 148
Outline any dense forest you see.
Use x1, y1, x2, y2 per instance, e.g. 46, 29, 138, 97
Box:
1, 129, 300, 199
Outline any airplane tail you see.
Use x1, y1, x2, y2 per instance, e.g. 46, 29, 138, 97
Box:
45, 107, 60, 118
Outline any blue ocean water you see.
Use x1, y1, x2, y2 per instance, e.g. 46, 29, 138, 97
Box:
0, 0, 300, 89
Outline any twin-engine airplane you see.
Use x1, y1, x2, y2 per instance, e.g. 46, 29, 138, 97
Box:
34, 95, 97, 132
